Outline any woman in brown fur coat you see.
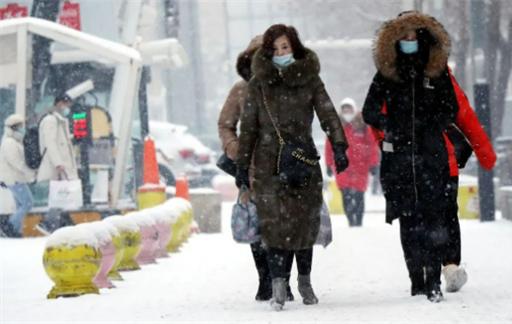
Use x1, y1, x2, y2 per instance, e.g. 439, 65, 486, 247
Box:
218, 36, 295, 302
237, 24, 348, 310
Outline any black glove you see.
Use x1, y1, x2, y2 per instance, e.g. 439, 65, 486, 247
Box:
333, 143, 349, 173
0, 181, 6, 188
235, 167, 250, 189
326, 166, 333, 177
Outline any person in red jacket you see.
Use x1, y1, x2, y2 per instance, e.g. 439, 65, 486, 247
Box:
325, 98, 379, 227
363, 11, 496, 302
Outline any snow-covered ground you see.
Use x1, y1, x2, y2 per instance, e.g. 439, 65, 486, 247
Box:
2, 194, 512, 324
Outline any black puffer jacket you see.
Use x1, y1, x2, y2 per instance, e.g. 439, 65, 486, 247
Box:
363, 12, 496, 223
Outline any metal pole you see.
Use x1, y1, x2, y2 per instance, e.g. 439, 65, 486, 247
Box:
80, 139, 91, 206
474, 82, 495, 221
29, 0, 60, 118
223, 0, 233, 86
189, 0, 205, 131
414, 0, 423, 11
139, 67, 150, 139
111, 61, 142, 208
134, 67, 150, 189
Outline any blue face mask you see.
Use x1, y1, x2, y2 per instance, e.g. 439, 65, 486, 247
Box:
17, 127, 26, 136
61, 107, 71, 117
399, 40, 419, 54
272, 53, 295, 67
12, 127, 25, 141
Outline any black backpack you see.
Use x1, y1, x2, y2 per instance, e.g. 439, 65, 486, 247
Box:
23, 113, 49, 170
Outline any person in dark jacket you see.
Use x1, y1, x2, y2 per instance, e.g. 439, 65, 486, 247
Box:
218, 35, 295, 302
237, 24, 348, 310
363, 11, 496, 302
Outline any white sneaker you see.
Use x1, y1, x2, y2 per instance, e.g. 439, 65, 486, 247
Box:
443, 264, 468, 293
34, 223, 52, 236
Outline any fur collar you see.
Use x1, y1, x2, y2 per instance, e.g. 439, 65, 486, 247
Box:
373, 12, 451, 81
236, 48, 257, 82
251, 47, 320, 87
236, 36, 263, 81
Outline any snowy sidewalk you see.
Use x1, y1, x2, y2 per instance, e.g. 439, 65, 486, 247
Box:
2, 196, 512, 324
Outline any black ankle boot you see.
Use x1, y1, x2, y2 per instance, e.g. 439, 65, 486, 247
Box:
410, 268, 426, 296
426, 283, 443, 303
255, 277, 272, 301
425, 265, 443, 303
251, 242, 272, 301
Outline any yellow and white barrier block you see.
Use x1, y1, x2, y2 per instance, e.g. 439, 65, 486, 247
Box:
43, 226, 101, 299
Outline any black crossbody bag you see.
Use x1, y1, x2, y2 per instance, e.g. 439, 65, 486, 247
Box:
261, 88, 320, 188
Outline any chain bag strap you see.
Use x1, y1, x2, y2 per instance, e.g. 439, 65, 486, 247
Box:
261, 87, 286, 174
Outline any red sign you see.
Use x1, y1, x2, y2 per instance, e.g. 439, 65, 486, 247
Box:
58, 1, 81, 30
0, 3, 28, 20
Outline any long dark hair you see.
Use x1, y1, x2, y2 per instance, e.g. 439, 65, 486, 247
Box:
261, 24, 306, 59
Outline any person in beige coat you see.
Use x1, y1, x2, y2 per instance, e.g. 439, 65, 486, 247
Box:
36, 95, 78, 235
37, 95, 78, 182
0, 114, 35, 237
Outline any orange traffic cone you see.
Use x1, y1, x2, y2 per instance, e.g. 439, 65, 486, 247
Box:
137, 136, 165, 209
142, 137, 159, 184
175, 176, 190, 200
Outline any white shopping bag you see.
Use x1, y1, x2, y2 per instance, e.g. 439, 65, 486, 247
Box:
91, 170, 109, 204
0, 186, 16, 214
49, 180, 83, 210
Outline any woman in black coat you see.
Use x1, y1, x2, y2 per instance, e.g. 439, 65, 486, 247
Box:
363, 11, 496, 302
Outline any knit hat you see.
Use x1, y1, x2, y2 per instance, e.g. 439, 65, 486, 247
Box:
339, 97, 358, 111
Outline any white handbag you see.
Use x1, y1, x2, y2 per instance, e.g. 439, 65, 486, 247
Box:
48, 179, 83, 210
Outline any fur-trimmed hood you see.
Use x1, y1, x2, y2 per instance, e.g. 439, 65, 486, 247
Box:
251, 47, 320, 87
236, 35, 263, 81
373, 12, 451, 81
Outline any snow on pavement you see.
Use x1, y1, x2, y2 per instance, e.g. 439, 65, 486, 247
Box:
2, 195, 512, 324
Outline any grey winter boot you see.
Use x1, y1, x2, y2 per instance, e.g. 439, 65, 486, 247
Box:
298, 275, 319, 305
270, 278, 287, 311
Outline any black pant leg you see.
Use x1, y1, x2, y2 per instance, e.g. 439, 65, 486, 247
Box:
267, 247, 293, 279
251, 241, 270, 281
285, 251, 295, 282
423, 213, 445, 287
355, 190, 365, 226
443, 212, 461, 266
399, 216, 426, 286
443, 177, 461, 266
342, 189, 356, 226
295, 248, 313, 276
